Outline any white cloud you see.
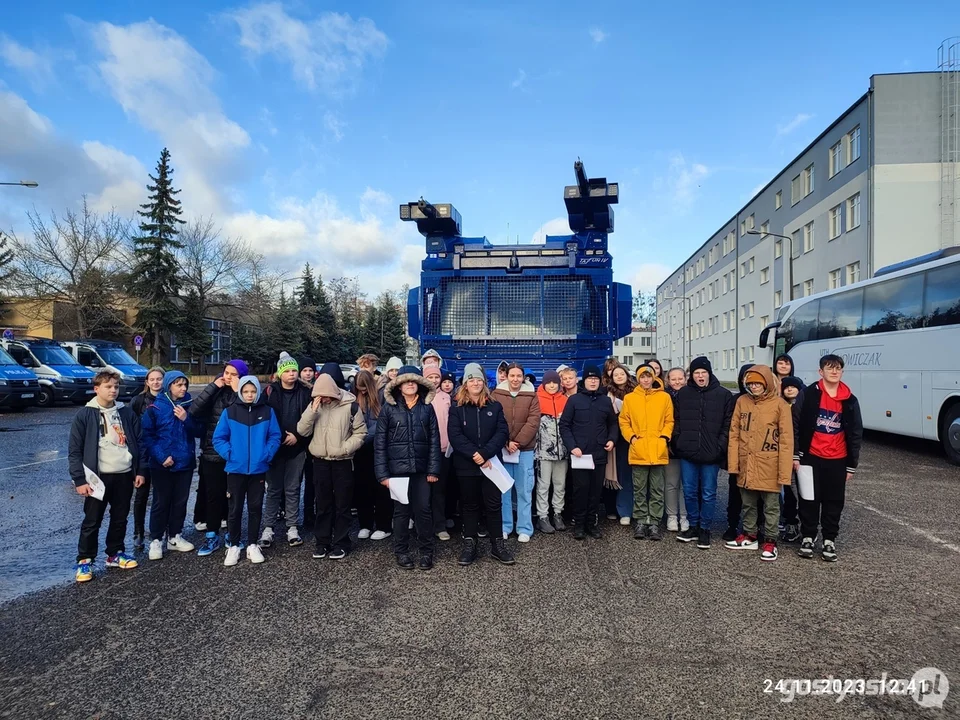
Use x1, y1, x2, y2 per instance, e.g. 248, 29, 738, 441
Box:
776, 112, 813, 137
628, 263, 671, 293
655, 152, 709, 213
81, 141, 148, 214
530, 217, 570, 244
0, 35, 54, 88
324, 111, 345, 142
589, 27, 607, 43
511, 69, 526, 89
226, 2, 388, 93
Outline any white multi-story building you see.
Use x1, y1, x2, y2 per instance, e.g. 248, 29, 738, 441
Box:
611, 325, 654, 370
657, 68, 960, 382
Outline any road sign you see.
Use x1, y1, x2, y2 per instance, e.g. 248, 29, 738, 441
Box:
134, 335, 143, 349
2, 329, 13, 340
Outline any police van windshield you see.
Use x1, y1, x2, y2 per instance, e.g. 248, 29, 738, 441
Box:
98, 347, 138, 365
0, 347, 18, 366
32, 345, 81, 366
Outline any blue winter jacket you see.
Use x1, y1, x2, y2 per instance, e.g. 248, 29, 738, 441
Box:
213, 376, 282, 475
140, 371, 201, 472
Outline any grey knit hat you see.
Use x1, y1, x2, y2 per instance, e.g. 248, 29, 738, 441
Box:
463, 363, 485, 381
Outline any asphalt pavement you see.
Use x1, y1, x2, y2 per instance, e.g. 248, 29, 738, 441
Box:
0, 404, 958, 719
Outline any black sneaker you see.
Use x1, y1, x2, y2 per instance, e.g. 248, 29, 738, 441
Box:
478, 528, 489, 538
696, 529, 711, 549
586, 524, 602, 539
312, 546, 329, 559
133, 533, 145, 551
419, 555, 434, 571
573, 526, 586, 541
821, 540, 838, 563
328, 548, 346, 560
721, 526, 738, 542
781, 524, 802, 543
396, 553, 415, 570
633, 521, 646, 540
490, 538, 515, 565
797, 537, 815, 559
458, 538, 478, 566
648, 524, 662, 541
552, 515, 567, 532
676, 527, 698, 543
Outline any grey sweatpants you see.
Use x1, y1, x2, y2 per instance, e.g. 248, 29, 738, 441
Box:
263, 453, 307, 531
663, 458, 687, 521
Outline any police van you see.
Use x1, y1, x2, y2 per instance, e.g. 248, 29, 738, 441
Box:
0, 337, 95, 407
61, 340, 148, 400
0, 344, 40, 411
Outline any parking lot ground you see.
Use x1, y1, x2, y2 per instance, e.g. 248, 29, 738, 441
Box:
0, 405, 958, 718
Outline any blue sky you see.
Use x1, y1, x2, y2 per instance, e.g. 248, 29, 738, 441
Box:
0, 1, 953, 296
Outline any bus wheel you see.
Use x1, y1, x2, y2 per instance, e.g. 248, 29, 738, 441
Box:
943, 404, 960, 466
36, 387, 54, 408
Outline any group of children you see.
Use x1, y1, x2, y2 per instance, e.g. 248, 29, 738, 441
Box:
69, 348, 862, 581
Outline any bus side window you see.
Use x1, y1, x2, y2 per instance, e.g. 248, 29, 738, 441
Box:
780, 300, 819, 353
923, 263, 960, 327
818, 289, 863, 340
862, 274, 924, 334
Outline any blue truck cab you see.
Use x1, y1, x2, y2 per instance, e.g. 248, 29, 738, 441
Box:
61, 340, 148, 400
0, 337, 95, 407
0, 345, 40, 411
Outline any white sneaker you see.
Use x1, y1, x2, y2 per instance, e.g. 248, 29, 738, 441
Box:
666, 516, 679, 532
370, 530, 391, 541
224, 546, 241, 567
221, 520, 227, 529
259, 527, 274, 548
167, 534, 194, 552
409, 519, 415, 530
357, 528, 372, 540
518, 533, 531, 543
246, 545, 266, 564
503, 532, 509, 539
148, 538, 163, 561
606, 513, 617, 520
680, 518, 690, 532
619, 517, 631, 526
286, 526, 302, 545
194, 522, 208, 532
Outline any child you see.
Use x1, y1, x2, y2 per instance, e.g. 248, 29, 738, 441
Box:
440, 373, 455, 396
725, 365, 794, 561
779, 376, 804, 542
130, 366, 164, 550
535, 370, 568, 533
663, 367, 689, 533
795, 355, 863, 562
213, 376, 281, 566
142, 371, 202, 561
423, 364, 452, 541
619, 364, 674, 541
69, 371, 145, 582
558, 365, 579, 397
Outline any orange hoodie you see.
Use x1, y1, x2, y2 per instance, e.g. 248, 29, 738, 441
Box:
537, 384, 567, 418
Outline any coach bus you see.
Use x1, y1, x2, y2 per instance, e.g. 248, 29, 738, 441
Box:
758, 249, 960, 464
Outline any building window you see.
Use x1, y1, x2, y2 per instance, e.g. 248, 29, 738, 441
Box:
741, 304, 747, 320
775, 190, 782, 210
791, 174, 802, 205
760, 266, 770, 284
847, 261, 860, 285
829, 268, 842, 289
845, 125, 861, 165
740, 220, 746, 236
829, 205, 842, 240
730, 310, 736, 329
641, 336, 651, 347
774, 290, 782, 308
722, 313, 729, 332
740, 262, 747, 278
829, 141, 843, 178
760, 314, 769, 327
722, 274, 729, 294
847, 192, 861, 229
747, 214, 755, 231
760, 220, 769, 235
803, 221, 815, 253
803, 164, 815, 196
749, 301, 755, 317
749, 257, 755, 273
792, 229, 801, 258
804, 278, 815, 297
774, 239, 783, 258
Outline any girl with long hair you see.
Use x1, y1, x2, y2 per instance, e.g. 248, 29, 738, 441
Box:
352, 370, 392, 541
131, 367, 164, 550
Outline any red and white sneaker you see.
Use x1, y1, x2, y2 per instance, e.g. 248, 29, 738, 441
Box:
724, 534, 759, 550
760, 542, 778, 561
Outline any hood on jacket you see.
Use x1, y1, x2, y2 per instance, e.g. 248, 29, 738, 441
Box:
742, 365, 779, 401
537, 383, 567, 417
737, 363, 756, 395
495, 379, 535, 394
162, 370, 189, 395
318, 362, 346, 389
238, 376, 262, 404
420, 348, 442, 367
384, 372, 437, 406
312, 373, 343, 400
774, 353, 795, 376
816, 378, 852, 402
632, 380, 665, 397
86, 397, 124, 410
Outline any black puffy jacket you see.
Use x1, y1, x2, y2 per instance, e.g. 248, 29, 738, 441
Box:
130, 390, 158, 417
672, 373, 734, 464
374, 373, 442, 480
190, 381, 237, 462
559, 387, 619, 465
264, 380, 313, 458
447, 395, 509, 477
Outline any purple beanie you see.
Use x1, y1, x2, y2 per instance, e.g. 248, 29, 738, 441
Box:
226, 358, 249, 377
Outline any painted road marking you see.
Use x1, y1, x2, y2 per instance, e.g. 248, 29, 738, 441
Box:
852, 500, 960, 555
0, 456, 65, 472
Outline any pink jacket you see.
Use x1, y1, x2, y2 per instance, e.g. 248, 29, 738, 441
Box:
431, 390, 451, 452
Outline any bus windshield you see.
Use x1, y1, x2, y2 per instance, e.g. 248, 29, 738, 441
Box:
32, 345, 81, 366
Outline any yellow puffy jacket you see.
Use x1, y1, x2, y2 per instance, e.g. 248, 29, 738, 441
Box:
619, 383, 674, 466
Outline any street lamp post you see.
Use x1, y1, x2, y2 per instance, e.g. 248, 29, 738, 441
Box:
0, 181, 39, 188
747, 229, 794, 301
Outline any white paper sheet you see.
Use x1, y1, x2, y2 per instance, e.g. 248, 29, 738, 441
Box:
387, 477, 410, 504
570, 453, 596, 470
797, 464, 815, 501
83, 464, 106, 501
482, 457, 515, 494
501, 447, 520, 464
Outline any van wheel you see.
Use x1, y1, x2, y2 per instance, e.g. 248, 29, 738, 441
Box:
37, 386, 54, 408
943, 404, 960, 466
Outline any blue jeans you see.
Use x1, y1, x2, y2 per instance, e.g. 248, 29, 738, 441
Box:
502, 450, 535, 536
680, 460, 719, 530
